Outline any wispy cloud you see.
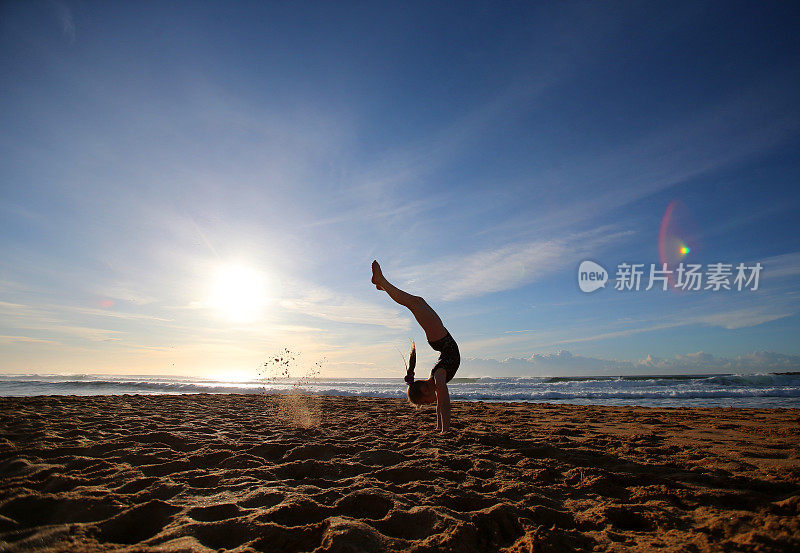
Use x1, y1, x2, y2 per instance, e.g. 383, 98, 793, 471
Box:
315, 66, 570, 236
279, 280, 410, 330
762, 252, 800, 280
397, 226, 633, 301
476, 76, 800, 241
0, 335, 62, 346
66, 306, 173, 323
53, 2, 76, 43
0, 299, 141, 343
9, 321, 123, 343
297, 197, 447, 230
460, 283, 800, 355
691, 306, 793, 330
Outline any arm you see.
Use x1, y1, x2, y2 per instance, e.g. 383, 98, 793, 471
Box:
434, 370, 451, 433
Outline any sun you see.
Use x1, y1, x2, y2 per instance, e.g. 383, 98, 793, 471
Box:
209, 263, 270, 323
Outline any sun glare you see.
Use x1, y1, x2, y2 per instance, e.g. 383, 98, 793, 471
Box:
210, 369, 256, 383
209, 264, 270, 323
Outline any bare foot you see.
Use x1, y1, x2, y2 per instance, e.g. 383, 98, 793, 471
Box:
371, 260, 385, 290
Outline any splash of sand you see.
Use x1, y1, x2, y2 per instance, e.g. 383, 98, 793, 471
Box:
258, 349, 323, 428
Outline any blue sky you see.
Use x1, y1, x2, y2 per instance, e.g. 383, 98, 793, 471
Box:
1, 1, 799, 378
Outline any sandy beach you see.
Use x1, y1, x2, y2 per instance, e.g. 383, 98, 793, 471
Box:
1, 394, 798, 552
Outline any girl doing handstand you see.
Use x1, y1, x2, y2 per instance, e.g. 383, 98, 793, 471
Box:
371, 260, 460, 433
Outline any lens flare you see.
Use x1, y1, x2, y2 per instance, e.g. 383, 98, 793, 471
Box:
658, 200, 700, 289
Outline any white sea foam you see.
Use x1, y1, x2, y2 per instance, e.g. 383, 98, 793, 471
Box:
1, 373, 799, 408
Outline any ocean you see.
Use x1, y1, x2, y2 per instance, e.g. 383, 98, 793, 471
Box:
1, 373, 799, 408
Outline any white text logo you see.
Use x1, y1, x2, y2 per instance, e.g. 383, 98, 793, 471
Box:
578, 260, 608, 293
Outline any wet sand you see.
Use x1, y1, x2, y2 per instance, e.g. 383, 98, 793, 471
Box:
1, 394, 799, 552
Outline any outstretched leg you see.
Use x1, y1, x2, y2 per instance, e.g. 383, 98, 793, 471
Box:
372, 260, 447, 342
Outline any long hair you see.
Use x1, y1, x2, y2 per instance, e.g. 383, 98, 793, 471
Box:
403, 340, 427, 405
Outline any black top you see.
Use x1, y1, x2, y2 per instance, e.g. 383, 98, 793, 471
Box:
428, 331, 460, 383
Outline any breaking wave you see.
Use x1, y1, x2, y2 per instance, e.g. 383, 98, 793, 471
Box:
1, 373, 799, 407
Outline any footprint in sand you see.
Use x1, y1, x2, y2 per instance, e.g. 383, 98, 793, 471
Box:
238, 490, 285, 509
0, 494, 123, 529
257, 497, 330, 526
96, 499, 181, 544
187, 503, 248, 521
434, 490, 497, 513
335, 491, 395, 519
371, 506, 444, 540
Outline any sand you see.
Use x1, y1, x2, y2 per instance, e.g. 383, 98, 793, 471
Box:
0, 395, 798, 552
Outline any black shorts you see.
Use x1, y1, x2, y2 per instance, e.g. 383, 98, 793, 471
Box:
429, 331, 460, 383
